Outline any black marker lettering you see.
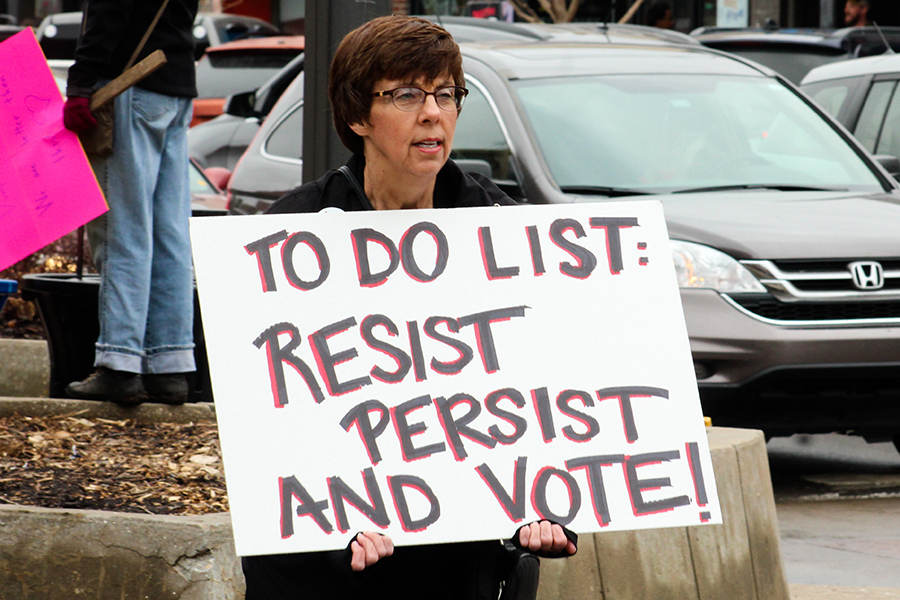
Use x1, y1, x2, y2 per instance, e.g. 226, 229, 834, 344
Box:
253, 322, 324, 406
245, 230, 288, 292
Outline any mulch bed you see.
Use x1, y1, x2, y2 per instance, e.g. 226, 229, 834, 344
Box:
1, 235, 230, 516
0, 413, 228, 516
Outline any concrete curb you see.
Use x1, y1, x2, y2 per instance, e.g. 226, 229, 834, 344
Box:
0, 506, 241, 600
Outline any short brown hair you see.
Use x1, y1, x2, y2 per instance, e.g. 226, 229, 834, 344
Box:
329, 16, 464, 155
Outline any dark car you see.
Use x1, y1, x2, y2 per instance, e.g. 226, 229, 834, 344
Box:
801, 53, 900, 177
224, 31, 900, 442
35, 11, 280, 61
694, 26, 900, 84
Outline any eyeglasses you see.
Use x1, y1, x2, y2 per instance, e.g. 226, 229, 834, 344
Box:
372, 86, 469, 112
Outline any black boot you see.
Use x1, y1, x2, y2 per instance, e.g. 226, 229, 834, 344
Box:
143, 373, 189, 405
66, 367, 145, 405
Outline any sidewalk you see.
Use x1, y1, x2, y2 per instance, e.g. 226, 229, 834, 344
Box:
791, 585, 900, 599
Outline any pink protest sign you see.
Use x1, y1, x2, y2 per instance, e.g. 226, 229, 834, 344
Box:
0, 29, 107, 271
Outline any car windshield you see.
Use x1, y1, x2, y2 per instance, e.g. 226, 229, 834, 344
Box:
512, 74, 883, 195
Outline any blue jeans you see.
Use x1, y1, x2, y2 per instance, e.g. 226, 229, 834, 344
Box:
87, 86, 196, 374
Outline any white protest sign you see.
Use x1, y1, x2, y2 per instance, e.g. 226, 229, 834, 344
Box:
190, 201, 720, 557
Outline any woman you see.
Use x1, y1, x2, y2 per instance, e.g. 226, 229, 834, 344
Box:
244, 16, 576, 600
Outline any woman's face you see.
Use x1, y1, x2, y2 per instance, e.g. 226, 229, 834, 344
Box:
350, 74, 458, 182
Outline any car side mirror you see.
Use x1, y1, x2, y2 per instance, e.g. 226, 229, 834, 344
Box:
455, 158, 493, 179
874, 154, 900, 178
224, 91, 256, 118
455, 158, 525, 200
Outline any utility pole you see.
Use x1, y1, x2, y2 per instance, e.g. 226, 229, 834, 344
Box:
302, 0, 392, 184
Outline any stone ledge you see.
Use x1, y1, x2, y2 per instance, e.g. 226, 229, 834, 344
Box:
0, 397, 216, 424
0, 339, 49, 398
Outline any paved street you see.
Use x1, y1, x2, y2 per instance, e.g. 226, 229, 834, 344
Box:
768, 434, 900, 598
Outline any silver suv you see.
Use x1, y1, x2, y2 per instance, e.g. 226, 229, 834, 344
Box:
224, 26, 900, 441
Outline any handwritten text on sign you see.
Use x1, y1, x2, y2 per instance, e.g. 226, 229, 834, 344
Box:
190, 201, 720, 557
0, 29, 107, 271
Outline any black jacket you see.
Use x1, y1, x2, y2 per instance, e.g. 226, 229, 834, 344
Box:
67, 0, 198, 99
245, 156, 531, 600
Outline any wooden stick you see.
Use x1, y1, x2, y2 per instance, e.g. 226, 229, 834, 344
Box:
89, 50, 167, 112
618, 0, 648, 24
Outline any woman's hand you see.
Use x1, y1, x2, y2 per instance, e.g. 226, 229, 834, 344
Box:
350, 531, 394, 571
518, 521, 577, 557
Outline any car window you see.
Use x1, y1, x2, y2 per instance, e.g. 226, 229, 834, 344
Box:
195, 53, 298, 99
854, 80, 897, 154
451, 79, 514, 180
874, 82, 900, 160
513, 74, 882, 193
214, 18, 279, 43
802, 79, 854, 120
264, 102, 303, 160
189, 162, 217, 195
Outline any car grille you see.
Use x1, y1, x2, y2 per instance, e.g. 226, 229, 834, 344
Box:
728, 296, 900, 321
729, 258, 900, 324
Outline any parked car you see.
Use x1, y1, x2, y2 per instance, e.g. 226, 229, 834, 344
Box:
35, 11, 83, 60
694, 26, 900, 83
35, 11, 279, 61
192, 35, 304, 127
188, 16, 697, 169
801, 53, 900, 177
189, 52, 304, 169
225, 32, 900, 442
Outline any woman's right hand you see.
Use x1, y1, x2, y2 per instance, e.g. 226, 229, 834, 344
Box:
350, 531, 394, 571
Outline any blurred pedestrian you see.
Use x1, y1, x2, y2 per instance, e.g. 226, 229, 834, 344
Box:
844, 0, 872, 27
647, 1, 675, 29
62, 0, 199, 405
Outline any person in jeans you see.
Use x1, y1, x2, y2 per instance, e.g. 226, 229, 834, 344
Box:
242, 16, 577, 600
62, 0, 198, 405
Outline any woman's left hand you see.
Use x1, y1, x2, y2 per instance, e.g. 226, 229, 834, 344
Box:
517, 520, 577, 557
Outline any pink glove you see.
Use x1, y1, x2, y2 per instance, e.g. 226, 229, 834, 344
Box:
63, 96, 97, 133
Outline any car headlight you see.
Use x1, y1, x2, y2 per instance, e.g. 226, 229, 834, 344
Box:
670, 240, 766, 293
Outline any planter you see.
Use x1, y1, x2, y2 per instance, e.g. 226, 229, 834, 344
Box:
0, 415, 789, 600
20, 273, 212, 402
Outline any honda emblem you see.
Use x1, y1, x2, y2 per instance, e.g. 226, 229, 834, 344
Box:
848, 261, 884, 290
